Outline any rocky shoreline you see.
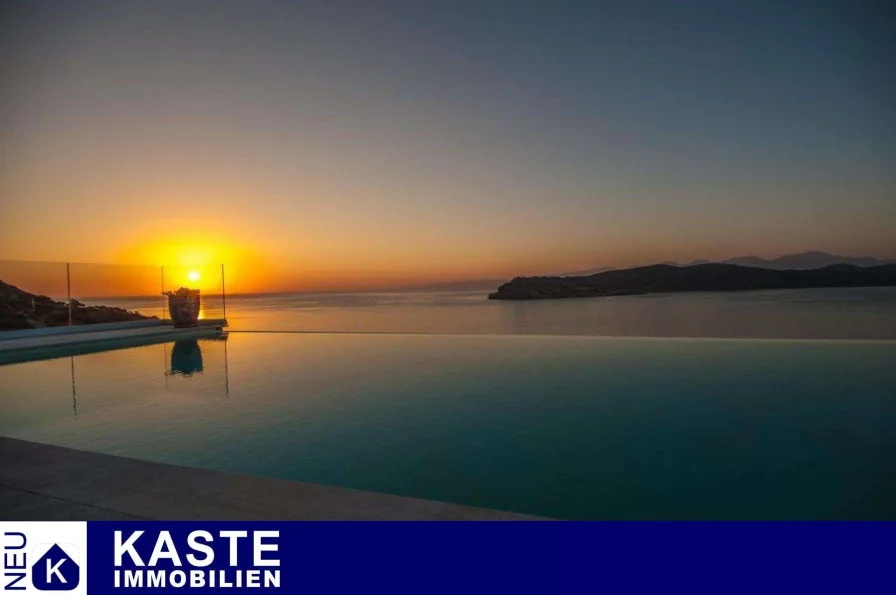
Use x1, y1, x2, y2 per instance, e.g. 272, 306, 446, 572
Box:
1, 279, 156, 331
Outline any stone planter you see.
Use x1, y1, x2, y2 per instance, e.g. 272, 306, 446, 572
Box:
167, 293, 200, 328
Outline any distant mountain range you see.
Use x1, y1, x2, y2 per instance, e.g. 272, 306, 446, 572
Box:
559, 266, 616, 277
489, 263, 896, 300
559, 251, 895, 276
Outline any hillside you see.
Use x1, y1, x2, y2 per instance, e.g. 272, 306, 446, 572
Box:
488, 263, 896, 300
1, 279, 156, 331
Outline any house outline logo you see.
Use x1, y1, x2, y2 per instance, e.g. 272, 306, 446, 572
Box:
30, 544, 79, 591
2, 522, 86, 595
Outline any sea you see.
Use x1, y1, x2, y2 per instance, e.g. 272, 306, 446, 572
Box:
95, 286, 896, 340
4, 285, 894, 518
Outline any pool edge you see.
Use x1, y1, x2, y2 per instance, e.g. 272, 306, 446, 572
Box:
0, 437, 544, 521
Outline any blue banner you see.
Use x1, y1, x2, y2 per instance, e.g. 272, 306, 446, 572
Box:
2, 522, 892, 593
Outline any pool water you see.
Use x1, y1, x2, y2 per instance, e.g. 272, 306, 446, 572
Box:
1, 332, 894, 519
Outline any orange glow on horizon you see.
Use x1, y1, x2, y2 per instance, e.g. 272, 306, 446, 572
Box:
116, 236, 273, 295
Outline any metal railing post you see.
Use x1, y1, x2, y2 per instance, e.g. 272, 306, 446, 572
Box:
221, 263, 227, 323
160, 265, 165, 320
66, 262, 72, 326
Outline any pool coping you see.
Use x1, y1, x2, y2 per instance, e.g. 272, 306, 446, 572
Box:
0, 438, 542, 521
0, 320, 228, 365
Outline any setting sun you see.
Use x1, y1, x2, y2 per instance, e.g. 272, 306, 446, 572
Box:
187, 271, 200, 282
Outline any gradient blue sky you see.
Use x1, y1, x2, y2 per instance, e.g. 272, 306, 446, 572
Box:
1, 0, 893, 290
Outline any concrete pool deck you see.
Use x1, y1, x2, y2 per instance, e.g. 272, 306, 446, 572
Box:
0, 438, 540, 520
0, 319, 228, 365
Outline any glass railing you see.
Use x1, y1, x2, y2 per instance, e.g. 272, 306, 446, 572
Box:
0, 259, 227, 332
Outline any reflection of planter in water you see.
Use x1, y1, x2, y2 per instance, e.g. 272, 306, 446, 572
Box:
164, 288, 200, 327
170, 340, 203, 376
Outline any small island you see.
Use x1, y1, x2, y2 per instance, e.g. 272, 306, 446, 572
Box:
1, 279, 156, 331
488, 263, 896, 300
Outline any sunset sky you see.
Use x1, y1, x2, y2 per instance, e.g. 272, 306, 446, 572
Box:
1, 0, 894, 293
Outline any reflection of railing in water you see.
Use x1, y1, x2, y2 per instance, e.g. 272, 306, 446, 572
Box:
64, 333, 230, 418
70, 356, 77, 418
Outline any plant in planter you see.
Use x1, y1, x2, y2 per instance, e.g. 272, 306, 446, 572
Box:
162, 287, 201, 327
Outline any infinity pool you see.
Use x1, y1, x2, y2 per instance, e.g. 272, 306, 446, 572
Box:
1, 333, 894, 519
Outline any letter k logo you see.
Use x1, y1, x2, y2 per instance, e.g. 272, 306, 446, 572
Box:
31, 544, 79, 591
